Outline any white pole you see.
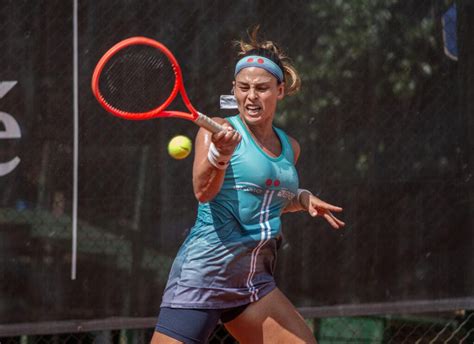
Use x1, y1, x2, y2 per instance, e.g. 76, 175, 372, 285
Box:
71, 0, 79, 280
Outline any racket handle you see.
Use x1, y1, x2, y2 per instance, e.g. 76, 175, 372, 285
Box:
195, 112, 226, 133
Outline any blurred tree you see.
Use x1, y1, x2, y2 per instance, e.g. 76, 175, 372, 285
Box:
267, 0, 452, 182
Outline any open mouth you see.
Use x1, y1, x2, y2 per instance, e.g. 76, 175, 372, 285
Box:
245, 105, 262, 116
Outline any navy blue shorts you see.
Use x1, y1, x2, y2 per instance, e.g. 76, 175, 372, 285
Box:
155, 305, 248, 344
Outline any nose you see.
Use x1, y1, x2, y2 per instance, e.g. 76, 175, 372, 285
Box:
248, 87, 258, 100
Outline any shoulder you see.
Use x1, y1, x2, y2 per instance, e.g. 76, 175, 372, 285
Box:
274, 127, 300, 164
286, 134, 301, 164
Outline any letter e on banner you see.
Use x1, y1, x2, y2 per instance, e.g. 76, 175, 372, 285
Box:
0, 111, 21, 176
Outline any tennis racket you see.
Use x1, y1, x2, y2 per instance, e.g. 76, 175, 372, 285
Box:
91, 36, 225, 133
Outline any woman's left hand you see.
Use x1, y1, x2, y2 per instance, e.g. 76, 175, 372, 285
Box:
300, 192, 345, 229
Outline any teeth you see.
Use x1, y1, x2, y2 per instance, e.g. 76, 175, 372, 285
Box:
246, 104, 261, 115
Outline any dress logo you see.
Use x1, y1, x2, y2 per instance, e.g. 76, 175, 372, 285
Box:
234, 181, 295, 201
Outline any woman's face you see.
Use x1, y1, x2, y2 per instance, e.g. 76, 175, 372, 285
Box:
233, 67, 285, 127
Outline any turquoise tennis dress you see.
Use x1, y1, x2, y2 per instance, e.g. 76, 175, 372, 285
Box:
160, 115, 299, 309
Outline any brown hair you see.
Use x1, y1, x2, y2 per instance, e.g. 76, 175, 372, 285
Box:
235, 26, 301, 96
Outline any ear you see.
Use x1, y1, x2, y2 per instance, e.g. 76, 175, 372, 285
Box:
232, 81, 236, 95
277, 82, 285, 100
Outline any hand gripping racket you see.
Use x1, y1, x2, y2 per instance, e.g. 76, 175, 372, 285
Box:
91, 36, 225, 133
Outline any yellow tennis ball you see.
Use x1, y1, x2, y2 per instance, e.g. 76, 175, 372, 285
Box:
168, 135, 192, 160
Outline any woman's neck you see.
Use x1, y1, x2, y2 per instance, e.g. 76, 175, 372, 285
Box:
245, 119, 274, 143
240, 112, 275, 139
240, 115, 281, 158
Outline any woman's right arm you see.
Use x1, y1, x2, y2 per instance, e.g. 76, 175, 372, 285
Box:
192, 118, 241, 203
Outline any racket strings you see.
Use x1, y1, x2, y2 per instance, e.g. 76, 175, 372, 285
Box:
99, 45, 176, 113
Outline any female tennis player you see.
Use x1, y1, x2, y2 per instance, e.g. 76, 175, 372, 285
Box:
151, 28, 345, 344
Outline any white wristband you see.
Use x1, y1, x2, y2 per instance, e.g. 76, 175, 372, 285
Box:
207, 142, 231, 170
297, 188, 311, 204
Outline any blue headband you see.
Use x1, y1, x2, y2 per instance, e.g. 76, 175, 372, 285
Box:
234, 55, 284, 82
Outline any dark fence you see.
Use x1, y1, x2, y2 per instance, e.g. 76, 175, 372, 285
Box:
0, 310, 473, 343
1, 0, 473, 342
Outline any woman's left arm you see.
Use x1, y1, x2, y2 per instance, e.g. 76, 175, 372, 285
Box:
282, 136, 345, 229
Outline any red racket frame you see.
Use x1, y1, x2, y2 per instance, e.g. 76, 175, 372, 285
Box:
91, 36, 200, 121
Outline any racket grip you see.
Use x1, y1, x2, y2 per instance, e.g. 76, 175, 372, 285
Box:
195, 112, 226, 133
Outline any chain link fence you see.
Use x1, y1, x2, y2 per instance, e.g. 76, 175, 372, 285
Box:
1, 0, 473, 342
1, 311, 474, 343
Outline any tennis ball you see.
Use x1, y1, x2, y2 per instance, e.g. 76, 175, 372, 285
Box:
168, 135, 192, 160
